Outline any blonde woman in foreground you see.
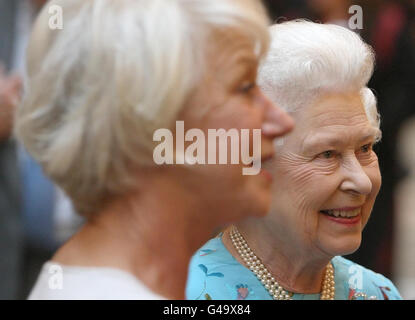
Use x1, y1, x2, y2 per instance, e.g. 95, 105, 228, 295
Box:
15, 0, 294, 299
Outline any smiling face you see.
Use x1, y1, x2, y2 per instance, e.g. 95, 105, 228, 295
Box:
266, 91, 381, 256
173, 30, 294, 224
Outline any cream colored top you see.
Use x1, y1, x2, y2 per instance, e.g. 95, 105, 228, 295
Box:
28, 261, 165, 300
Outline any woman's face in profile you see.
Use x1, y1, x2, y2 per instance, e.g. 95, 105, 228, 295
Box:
266, 91, 381, 256
174, 31, 293, 224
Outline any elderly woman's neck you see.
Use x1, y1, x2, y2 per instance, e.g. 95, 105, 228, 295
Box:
224, 223, 333, 294
53, 177, 216, 299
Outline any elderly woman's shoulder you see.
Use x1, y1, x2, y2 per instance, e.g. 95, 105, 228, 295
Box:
333, 256, 403, 300
189, 234, 233, 266
186, 235, 250, 300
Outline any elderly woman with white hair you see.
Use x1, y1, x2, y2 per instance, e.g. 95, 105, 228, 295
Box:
186, 20, 403, 300
15, 0, 294, 299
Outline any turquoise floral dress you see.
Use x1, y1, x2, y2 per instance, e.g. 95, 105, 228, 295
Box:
186, 235, 402, 300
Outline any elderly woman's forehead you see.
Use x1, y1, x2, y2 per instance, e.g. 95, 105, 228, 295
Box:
301, 125, 379, 150
296, 92, 367, 123
306, 108, 369, 128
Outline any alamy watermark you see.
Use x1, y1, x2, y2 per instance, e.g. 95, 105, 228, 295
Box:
153, 121, 262, 175
46, 4, 365, 31
48, 264, 63, 290
48, 4, 63, 30
348, 264, 363, 291
348, 264, 378, 299
46, 4, 364, 30
348, 5, 363, 30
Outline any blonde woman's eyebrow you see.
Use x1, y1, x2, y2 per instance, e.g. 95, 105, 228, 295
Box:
228, 57, 258, 90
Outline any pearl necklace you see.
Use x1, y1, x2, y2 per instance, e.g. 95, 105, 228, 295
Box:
230, 226, 335, 300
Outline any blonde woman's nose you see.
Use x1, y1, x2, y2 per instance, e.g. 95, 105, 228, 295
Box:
261, 97, 294, 138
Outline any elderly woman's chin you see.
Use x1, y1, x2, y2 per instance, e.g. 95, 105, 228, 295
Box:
317, 211, 372, 256
319, 204, 376, 257
318, 232, 363, 257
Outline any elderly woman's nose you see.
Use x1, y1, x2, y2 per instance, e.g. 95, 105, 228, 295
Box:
340, 158, 373, 195
261, 97, 294, 138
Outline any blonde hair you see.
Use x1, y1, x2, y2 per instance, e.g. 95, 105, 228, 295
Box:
258, 20, 381, 140
15, 0, 270, 215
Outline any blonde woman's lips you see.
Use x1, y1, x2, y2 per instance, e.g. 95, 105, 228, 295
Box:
259, 153, 274, 182
259, 168, 273, 182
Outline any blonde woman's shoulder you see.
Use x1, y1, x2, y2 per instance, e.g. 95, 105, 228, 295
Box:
28, 261, 165, 300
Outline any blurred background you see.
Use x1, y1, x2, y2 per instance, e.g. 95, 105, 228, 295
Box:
0, 0, 414, 299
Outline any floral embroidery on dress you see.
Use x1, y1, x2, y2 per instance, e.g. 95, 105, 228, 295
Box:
236, 284, 250, 300
348, 288, 356, 300
200, 249, 217, 257
198, 264, 224, 278
377, 285, 391, 300
187, 239, 403, 300
348, 286, 378, 300
195, 264, 224, 300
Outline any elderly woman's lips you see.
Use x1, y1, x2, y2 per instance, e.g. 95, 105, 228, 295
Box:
320, 206, 362, 214
321, 213, 361, 225
319, 207, 362, 225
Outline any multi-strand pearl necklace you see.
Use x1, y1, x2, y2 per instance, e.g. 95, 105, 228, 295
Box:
230, 226, 335, 300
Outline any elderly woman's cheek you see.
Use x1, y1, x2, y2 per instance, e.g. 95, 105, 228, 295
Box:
362, 153, 382, 195
277, 153, 335, 186
368, 161, 382, 198
282, 164, 332, 210
359, 160, 381, 227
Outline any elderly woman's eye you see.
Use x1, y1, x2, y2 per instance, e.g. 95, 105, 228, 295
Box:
319, 150, 335, 159
361, 144, 372, 153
